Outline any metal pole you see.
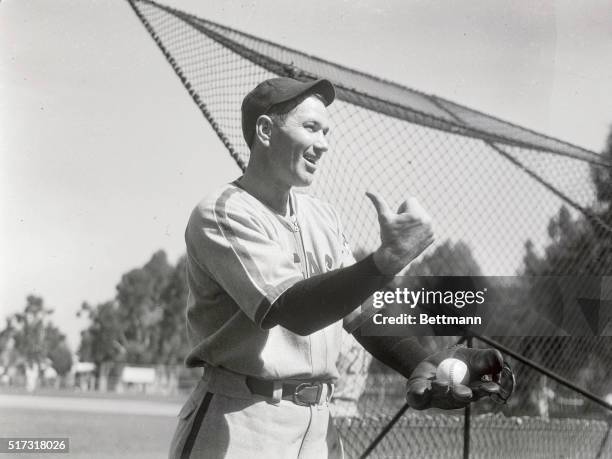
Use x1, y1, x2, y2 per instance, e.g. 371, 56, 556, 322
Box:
595, 419, 612, 459
463, 336, 473, 459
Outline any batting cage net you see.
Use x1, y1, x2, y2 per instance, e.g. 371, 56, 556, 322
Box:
128, 1, 612, 457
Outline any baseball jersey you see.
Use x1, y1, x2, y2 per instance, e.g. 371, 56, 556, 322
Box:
184, 181, 368, 381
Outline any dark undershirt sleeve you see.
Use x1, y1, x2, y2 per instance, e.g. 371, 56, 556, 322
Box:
264, 253, 430, 376
262, 254, 391, 335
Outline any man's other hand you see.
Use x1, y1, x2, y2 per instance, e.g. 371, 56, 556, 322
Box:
406, 346, 510, 410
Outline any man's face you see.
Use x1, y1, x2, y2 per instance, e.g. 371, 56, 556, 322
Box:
268, 95, 331, 188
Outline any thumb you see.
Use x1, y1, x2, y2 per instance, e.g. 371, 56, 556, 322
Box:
365, 191, 391, 219
406, 379, 433, 410
449, 383, 473, 403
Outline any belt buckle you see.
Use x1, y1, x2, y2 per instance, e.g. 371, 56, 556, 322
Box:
293, 382, 323, 406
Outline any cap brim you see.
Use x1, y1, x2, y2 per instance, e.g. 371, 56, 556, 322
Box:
307, 79, 335, 106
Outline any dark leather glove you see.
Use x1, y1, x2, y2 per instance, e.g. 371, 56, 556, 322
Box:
406, 345, 513, 410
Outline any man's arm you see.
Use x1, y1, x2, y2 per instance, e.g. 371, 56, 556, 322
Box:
262, 254, 390, 335
263, 192, 434, 335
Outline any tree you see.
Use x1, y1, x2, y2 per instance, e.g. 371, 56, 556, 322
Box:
78, 300, 126, 391
115, 250, 173, 363
48, 340, 73, 378
155, 255, 191, 365
43, 322, 73, 379
78, 250, 192, 392
404, 240, 482, 276
590, 127, 612, 214
12, 295, 51, 368
4, 295, 72, 390
521, 126, 612, 296
524, 126, 612, 277
0, 318, 18, 383
512, 125, 612, 415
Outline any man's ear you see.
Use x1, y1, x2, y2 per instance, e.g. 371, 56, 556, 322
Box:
255, 115, 273, 147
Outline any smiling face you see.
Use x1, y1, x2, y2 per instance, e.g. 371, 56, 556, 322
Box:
266, 95, 331, 189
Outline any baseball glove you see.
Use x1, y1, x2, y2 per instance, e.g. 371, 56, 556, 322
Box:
406, 345, 515, 410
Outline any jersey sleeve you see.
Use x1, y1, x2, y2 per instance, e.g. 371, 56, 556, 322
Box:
186, 191, 304, 327
326, 205, 379, 333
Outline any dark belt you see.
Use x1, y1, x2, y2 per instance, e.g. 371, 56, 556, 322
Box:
246, 377, 334, 406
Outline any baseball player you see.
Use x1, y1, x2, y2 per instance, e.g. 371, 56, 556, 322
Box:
169, 77, 510, 458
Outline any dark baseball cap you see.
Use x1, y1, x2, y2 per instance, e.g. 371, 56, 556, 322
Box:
241, 77, 336, 147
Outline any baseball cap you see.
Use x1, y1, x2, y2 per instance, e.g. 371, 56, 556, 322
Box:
241, 77, 336, 147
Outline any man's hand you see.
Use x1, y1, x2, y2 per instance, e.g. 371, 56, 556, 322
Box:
366, 191, 434, 276
406, 346, 511, 410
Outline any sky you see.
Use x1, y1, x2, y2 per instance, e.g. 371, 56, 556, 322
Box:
1, 0, 611, 351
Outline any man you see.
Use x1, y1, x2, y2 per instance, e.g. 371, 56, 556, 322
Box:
170, 77, 508, 458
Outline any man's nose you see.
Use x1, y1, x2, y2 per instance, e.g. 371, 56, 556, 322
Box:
314, 133, 329, 155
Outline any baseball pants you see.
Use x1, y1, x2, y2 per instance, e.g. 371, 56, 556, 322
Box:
169, 378, 343, 459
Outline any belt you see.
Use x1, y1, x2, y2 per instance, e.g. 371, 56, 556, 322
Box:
246, 377, 334, 406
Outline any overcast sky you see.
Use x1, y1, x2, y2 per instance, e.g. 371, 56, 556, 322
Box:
1, 0, 611, 350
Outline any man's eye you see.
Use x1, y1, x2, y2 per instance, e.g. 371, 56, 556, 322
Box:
304, 125, 315, 131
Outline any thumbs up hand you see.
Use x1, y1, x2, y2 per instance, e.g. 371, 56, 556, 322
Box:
366, 192, 434, 276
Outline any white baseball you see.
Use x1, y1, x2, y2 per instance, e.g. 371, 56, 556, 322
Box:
436, 358, 469, 386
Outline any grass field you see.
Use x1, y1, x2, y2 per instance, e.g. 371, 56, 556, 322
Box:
1, 407, 174, 459
0, 391, 182, 459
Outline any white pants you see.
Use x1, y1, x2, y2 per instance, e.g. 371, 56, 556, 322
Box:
169, 378, 343, 459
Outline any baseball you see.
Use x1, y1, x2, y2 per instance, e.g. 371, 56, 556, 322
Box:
436, 358, 469, 386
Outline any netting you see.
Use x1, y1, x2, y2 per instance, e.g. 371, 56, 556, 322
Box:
127, 0, 612, 456
335, 413, 612, 459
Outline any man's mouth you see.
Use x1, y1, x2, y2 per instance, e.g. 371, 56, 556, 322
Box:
303, 153, 318, 166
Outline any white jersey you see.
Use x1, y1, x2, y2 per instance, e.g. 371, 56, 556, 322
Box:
184, 181, 367, 380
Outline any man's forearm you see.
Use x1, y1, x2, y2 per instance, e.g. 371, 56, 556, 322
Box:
262, 254, 390, 335
261, 248, 430, 377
